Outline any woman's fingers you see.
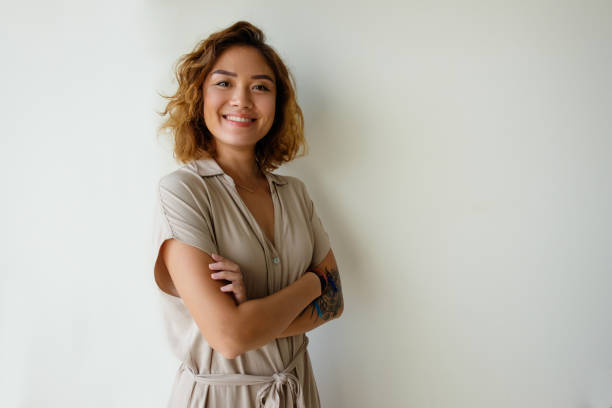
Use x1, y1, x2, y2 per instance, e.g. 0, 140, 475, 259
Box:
209, 260, 239, 272
220, 283, 235, 292
218, 280, 247, 304
211, 253, 225, 262
208, 254, 247, 304
220, 283, 247, 304
210, 271, 242, 282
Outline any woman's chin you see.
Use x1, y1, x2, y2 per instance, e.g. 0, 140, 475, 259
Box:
213, 136, 262, 151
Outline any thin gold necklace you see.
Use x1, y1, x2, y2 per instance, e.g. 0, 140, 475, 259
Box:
222, 160, 263, 193
234, 166, 265, 193
235, 182, 256, 193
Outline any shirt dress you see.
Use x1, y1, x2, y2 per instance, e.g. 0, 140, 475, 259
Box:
151, 157, 332, 408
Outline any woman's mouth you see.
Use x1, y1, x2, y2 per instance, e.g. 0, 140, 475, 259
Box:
222, 114, 256, 126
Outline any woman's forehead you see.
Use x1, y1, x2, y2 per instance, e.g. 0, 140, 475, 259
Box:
209, 46, 274, 79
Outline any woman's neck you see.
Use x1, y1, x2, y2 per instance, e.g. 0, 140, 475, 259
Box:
214, 150, 264, 184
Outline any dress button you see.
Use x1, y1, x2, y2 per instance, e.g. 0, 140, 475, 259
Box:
272, 257, 280, 264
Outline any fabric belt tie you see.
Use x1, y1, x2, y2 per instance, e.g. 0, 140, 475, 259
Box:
183, 336, 309, 408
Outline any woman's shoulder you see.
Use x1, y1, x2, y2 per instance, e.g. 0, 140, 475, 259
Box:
156, 161, 214, 207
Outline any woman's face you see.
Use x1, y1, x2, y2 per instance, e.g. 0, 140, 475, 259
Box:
203, 45, 276, 154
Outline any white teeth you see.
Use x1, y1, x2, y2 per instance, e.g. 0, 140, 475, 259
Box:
226, 115, 252, 123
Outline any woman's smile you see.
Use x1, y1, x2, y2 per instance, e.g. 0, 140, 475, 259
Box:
222, 113, 257, 127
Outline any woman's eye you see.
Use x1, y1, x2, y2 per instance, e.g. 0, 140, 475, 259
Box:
215, 81, 229, 87
253, 84, 269, 91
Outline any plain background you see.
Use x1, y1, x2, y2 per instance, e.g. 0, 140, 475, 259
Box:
2, 1, 612, 407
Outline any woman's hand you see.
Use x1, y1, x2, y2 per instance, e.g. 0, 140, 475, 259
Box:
209, 253, 247, 305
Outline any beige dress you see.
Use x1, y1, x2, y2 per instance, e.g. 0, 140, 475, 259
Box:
152, 158, 331, 407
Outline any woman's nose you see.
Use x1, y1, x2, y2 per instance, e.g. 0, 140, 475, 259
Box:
230, 86, 253, 109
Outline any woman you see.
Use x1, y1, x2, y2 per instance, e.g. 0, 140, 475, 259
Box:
152, 21, 344, 407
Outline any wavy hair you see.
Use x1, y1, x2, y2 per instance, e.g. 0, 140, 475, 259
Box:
157, 21, 307, 171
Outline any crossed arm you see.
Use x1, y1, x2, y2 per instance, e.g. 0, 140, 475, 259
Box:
278, 249, 344, 338
160, 239, 343, 359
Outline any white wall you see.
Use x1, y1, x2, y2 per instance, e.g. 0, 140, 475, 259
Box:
2, 1, 611, 407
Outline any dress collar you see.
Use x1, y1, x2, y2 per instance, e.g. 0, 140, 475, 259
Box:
191, 158, 287, 186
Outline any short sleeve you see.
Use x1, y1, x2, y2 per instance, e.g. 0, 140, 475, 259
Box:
153, 172, 218, 262
300, 181, 331, 268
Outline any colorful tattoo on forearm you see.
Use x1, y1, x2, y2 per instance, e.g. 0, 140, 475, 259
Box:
310, 266, 343, 322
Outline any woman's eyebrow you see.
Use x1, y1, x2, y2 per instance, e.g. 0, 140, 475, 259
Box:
211, 69, 274, 82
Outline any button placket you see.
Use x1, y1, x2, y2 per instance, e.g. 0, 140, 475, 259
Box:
269, 179, 283, 268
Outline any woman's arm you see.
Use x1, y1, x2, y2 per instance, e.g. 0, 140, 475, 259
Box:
160, 238, 321, 359
278, 248, 344, 338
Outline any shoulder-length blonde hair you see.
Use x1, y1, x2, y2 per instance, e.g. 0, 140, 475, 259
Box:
157, 21, 307, 172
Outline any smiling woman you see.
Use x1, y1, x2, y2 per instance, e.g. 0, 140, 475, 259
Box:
153, 21, 343, 408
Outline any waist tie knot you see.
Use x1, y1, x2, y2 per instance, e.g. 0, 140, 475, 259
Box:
272, 372, 289, 385
183, 336, 309, 408
257, 371, 302, 408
